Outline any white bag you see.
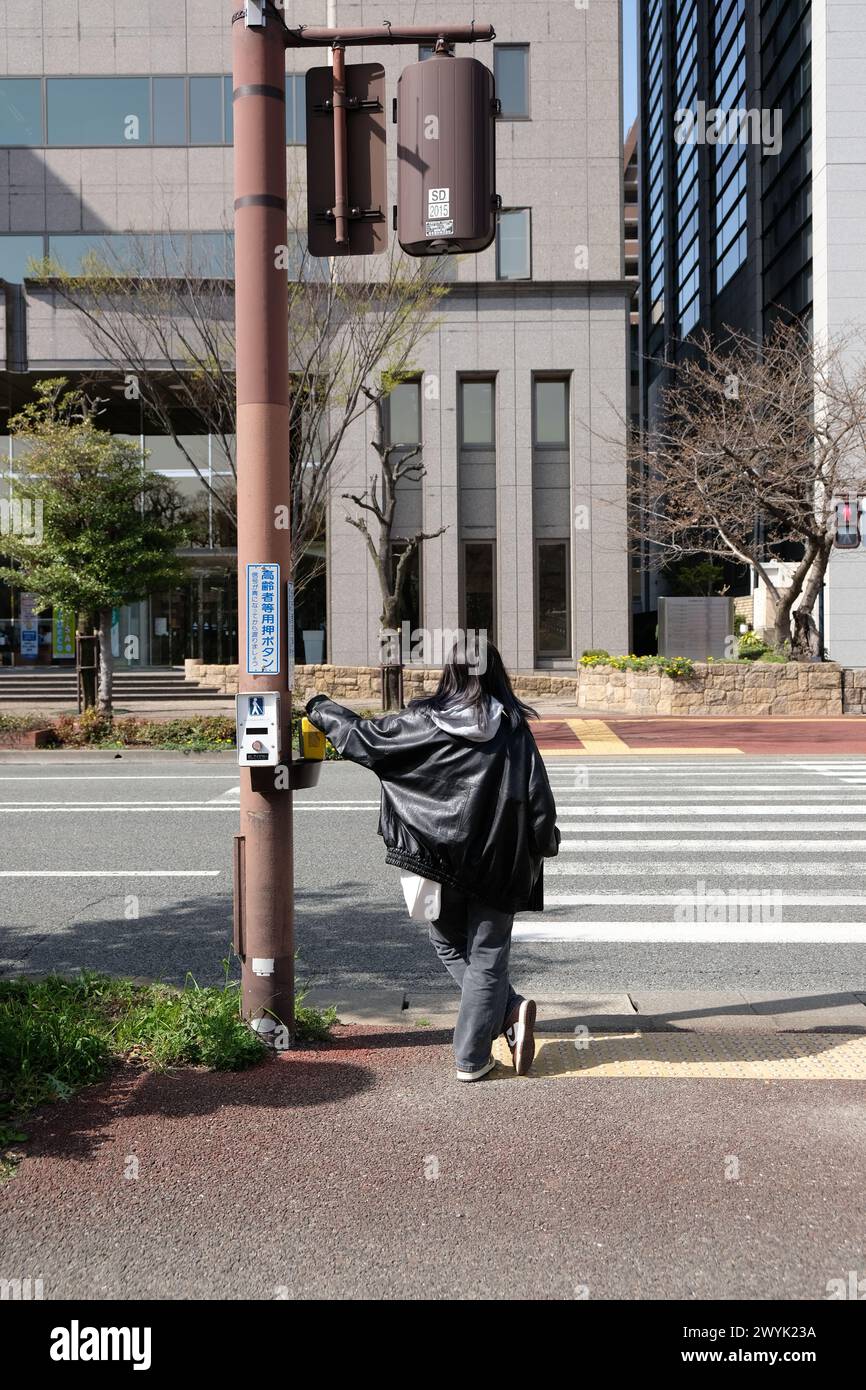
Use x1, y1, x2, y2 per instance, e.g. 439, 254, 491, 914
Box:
400, 872, 441, 922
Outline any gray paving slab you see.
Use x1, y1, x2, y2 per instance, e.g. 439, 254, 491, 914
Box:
302, 987, 407, 1025
740, 990, 866, 1032
628, 990, 766, 1032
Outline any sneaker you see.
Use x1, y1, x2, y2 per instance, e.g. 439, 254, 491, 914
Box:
456, 1056, 496, 1082
503, 998, 537, 1075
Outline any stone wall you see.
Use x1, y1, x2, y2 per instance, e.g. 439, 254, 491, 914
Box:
184, 661, 580, 704
186, 658, 848, 715
576, 661, 844, 716
842, 667, 866, 715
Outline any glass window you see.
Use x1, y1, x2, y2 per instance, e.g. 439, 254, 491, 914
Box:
496, 208, 531, 280
419, 45, 436, 62
0, 235, 45, 282
47, 77, 151, 145
46, 232, 232, 278
224, 76, 234, 145
536, 542, 570, 657
460, 379, 495, 447
0, 79, 43, 146
387, 381, 421, 445
533, 378, 569, 447
464, 542, 496, 640
153, 77, 186, 144
494, 45, 529, 118
190, 76, 223, 144
291, 76, 306, 144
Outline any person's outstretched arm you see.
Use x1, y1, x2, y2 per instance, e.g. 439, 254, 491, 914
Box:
305, 695, 421, 775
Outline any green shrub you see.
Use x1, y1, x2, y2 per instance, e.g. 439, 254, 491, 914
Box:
737, 629, 769, 660
579, 652, 695, 680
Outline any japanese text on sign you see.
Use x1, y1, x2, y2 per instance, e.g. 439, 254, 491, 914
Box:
246, 562, 280, 676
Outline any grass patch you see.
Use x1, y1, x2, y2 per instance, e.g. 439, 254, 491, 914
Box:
0, 709, 365, 753
0, 960, 336, 1178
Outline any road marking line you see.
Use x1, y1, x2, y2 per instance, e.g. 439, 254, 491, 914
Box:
557, 822, 866, 832
557, 838, 866, 851
0, 870, 221, 877
511, 922, 866, 942
0, 775, 236, 781
555, 804, 866, 816
543, 892, 866, 906
543, 862, 863, 875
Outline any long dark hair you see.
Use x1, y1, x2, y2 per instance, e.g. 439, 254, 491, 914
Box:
411, 638, 538, 726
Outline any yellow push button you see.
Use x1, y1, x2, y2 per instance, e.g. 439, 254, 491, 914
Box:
300, 718, 326, 760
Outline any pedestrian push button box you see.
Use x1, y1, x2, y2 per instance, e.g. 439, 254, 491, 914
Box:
236, 691, 281, 767
300, 718, 326, 761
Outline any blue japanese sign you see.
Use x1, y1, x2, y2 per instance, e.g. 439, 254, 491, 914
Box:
246, 563, 280, 676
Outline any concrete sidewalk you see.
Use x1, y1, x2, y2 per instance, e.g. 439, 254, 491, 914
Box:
2, 1017, 864, 1300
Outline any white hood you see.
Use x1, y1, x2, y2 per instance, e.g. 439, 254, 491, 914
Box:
430, 696, 504, 742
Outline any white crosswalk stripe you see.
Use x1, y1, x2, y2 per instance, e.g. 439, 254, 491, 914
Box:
514, 756, 866, 943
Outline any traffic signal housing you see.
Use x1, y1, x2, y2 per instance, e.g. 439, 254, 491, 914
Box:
396, 52, 498, 256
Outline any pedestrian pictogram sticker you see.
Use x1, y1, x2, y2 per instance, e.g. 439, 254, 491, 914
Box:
249, 696, 264, 717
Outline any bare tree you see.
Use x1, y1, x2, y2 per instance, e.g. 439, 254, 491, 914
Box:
629, 318, 866, 656
37, 226, 448, 600
343, 387, 446, 710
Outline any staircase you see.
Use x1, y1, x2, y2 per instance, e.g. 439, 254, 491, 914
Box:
0, 666, 224, 704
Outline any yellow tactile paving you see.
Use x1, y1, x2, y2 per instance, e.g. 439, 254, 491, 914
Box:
490, 1032, 866, 1080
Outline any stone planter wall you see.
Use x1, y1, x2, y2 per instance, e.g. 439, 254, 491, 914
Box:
185, 658, 849, 715
0, 728, 57, 748
576, 661, 844, 716
184, 660, 579, 704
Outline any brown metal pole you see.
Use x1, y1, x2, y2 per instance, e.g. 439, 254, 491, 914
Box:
331, 45, 349, 247
283, 24, 495, 46
232, 6, 294, 1040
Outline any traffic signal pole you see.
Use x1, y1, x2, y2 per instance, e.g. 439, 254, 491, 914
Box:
232, 6, 294, 1039
230, 1, 494, 1040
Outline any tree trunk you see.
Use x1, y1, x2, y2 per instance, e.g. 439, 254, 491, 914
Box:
97, 608, 114, 716
790, 547, 830, 661
380, 597, 403, 712
791, 607, 820, 660
76, 610, 98, 711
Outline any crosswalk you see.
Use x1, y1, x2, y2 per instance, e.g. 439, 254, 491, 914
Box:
513, 758, 866, 943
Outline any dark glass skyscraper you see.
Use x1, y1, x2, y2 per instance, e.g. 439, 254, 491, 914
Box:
637, 0, 815, 619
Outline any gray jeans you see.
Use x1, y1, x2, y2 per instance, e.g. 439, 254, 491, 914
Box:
428, 883, 521, 1071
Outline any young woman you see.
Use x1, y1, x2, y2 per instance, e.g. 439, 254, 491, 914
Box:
305, 641, 560, 1081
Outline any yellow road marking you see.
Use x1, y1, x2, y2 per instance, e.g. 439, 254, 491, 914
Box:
491, 1032, 866, 1080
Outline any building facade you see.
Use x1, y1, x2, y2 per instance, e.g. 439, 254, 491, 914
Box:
638, 0, 866, 664
0, 0, 630, 672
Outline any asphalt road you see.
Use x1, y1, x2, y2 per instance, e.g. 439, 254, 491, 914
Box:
2, 751, 866, 1303
1, 751, 865, 996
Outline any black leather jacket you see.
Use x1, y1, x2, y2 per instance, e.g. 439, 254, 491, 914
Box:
305, 696, 560, 914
